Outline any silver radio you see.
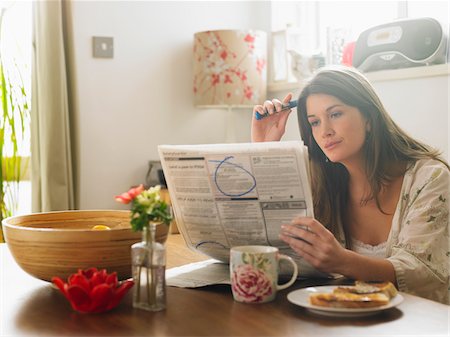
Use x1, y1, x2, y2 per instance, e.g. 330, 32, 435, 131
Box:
353, 17, 448, 72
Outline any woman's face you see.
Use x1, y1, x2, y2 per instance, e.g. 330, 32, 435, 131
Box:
306, 94, 368, 166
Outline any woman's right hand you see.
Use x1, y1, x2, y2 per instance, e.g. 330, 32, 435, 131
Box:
251, 93, 293, 142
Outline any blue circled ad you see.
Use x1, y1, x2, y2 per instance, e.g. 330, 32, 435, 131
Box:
209, 156, 256, 197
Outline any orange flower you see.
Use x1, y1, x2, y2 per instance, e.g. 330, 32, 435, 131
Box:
52, 268, 134, 313
114, 184, 145, 204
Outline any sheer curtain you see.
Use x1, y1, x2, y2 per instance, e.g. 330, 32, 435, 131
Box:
31, 0, 75, 212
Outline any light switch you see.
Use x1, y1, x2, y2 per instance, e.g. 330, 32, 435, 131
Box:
93, 36, 114, 58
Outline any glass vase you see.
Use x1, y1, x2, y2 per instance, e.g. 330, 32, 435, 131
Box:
131, 223, 166, 311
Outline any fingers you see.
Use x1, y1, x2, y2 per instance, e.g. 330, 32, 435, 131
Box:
280, 224, 319, 249
279, 216, 344, 274
279, 225, 332, 271
280, 232, 325, 270
279, 218, 333, 255
272, 99, 283, 112
290, 217, 330, 238
273, 93, 293, 111
282, 93, 293, 104
253, 93, 294, 120
262, 98, 289, 115
253, 104, 266, 119
263, 100, 275, 116
279, 232, 317, 262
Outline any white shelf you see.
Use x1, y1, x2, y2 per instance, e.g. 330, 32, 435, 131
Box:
268, 63, 450, 92
364, 63, 450, 82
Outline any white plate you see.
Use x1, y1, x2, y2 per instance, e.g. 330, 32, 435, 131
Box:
287, 285, 404, 317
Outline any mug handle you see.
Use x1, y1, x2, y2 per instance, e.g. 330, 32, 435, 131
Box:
276, 254, 299, 290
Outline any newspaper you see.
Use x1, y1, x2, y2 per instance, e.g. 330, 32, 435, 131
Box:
166, 259, 230, 288
158, 141, 329, 278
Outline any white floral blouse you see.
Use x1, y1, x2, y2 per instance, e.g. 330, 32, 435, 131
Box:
339, 158, 449, 304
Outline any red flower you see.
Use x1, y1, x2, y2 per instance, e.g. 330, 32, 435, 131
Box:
256, 58, 266, 75
211, 73, 220, 86
244, 86, 253, 100
224, 74, 233, 84
114, 184, 145, 204
52, 268, 134, 313
220, 50, 228, 60
244, 34, 255, 43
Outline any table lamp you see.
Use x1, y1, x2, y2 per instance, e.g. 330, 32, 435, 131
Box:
193, 29, 267, 142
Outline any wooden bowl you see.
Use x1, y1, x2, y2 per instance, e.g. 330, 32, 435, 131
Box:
2, 210, 169, 282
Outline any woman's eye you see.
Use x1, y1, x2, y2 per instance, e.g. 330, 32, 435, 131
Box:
309, 120, 319, 127
330, 111, 342, 119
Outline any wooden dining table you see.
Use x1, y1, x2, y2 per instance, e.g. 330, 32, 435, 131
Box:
1, 234, 448, 337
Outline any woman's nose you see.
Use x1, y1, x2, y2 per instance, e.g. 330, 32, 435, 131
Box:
321, 122, 335, 138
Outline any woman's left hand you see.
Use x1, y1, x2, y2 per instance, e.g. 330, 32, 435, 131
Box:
279, 217, 348, 274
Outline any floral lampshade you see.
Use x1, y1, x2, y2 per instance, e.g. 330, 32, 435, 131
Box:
193, 30, 267, 107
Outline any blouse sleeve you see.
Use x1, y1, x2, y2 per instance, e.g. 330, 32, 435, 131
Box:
387, 160, 449, 304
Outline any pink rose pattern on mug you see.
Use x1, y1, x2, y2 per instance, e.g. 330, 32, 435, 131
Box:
231, 259, 273, 302
230, 246, 298, 303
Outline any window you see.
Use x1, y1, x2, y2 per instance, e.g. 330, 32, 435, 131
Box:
0, 2, 32, 216
317, 1, 399, 63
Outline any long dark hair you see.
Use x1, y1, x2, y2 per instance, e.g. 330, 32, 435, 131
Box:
297, 65, 447, 246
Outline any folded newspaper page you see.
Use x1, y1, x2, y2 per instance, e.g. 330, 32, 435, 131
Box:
158, 141, 329, 278
166, 259, 230, 288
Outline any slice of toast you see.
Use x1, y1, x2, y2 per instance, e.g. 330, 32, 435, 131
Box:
334, 281, 398, 299
310, 292, 390, 308
309, 281, 397, 309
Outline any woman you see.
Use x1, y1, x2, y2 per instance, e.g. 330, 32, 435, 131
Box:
252, 66, 449, 304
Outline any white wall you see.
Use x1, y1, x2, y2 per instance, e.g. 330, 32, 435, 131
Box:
69, 1, 271, 209
371, 75, 449, 160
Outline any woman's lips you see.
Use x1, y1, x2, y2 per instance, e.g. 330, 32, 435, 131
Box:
324, 140, 342, 150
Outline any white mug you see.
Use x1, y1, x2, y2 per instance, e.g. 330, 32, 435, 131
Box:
230, 245, 298, 303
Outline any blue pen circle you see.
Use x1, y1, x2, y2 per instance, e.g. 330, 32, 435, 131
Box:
211, 156, 256, 197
